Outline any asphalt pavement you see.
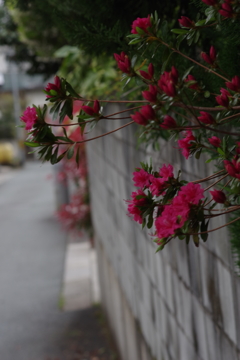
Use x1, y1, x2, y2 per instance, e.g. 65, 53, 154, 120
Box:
0, 161, 118, 360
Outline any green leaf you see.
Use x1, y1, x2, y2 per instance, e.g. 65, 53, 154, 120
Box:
193, 234, 199, 247
65, 82, 81, 98
147, 214, 154, 229
204, 91, 211, 98
194, 30, 200, 44
195, 149, 202, 159
129, 38, 142, 45
155, 244, 165, 253
217, 147, 225, 156
182, 66, 194, 80
135, 27, 146, 35
59, 99, 73, 123
67, 143, 76, 159
24, 142, 40, 147
195, 19, 206, 26
50, 146, 59, 164
200, 219, 209, 242
171, 29, 188, 34
76, 146, 80, 167
176, 33, 187, 50
45, 146, 53, 161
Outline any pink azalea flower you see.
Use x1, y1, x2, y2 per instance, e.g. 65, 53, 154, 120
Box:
149, 177, 167, 196
20, 106, 38, 130
178, 130, 196, 159
127, 190, 148, 224
159, 164, 174, 179
132, 169, 151, 188
178, 183, 204, 205
131, 16, 152, 35
45, 76, 61, 98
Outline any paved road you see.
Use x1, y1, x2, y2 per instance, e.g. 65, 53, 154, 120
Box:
0, 161, 72, 359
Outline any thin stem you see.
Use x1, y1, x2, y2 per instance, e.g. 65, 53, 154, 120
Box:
204, 173, 229, 191
55, 121, 134, 145
188, 216, 240, 235
192, 169, 225, 184
159, 39, 230, 82
219, 112, 240, 124
205, 206, 240, 218
104, 106, 143, 117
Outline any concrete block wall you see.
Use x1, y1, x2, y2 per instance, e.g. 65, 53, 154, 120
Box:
87, 104, 240, 360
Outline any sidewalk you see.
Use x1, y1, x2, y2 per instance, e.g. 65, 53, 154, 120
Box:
61, 234, 100, 311
0, 161, 119, 360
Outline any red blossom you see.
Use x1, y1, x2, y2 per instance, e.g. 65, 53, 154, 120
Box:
131, 16, 152, 35
140, 63, 154, 80
208, 136, 221, 147
201, 46, 217, 65
142, 85, 158, 103
198, 111, 215, 124
158, 66, 178, 97
178, 16, 194, 28
224, 156, 240, 179
114, 52, 131, 74
127, 190, 149, 224
201, 0, 218, 5
216, 94, 229, 107
219, 2, 234, 17
178, 130, 196, 159
210, 189, 227, 204
45, 76, 61, 98
20, 106, 38, 131
149, 177, 167, 196
178, 183, 204, 205
226, 76, 240, 92
131, 105, 155, 126
82, 100, 100, 116
132, 169, 151, 188
160, 115, 177, 129
184, 74, 199, 90
159, 164, 174, 179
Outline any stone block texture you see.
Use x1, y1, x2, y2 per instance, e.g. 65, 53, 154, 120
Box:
87, 104, 240, 360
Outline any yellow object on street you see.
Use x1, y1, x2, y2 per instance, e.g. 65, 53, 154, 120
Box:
0, 142, 15, 165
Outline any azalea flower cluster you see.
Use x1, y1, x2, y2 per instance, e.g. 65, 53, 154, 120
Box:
21, 8, 240, 251
127, 164, 207, 246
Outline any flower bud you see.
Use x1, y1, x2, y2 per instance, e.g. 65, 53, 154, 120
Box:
201, 0, 217, 4
210, 189, 227, 204
198, 111, 215, 124
219, 2, 234, 17
226, 76, 240, 92
178, 16, 194, 28
160, 116, 177, 129
208, 136, 221, 147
